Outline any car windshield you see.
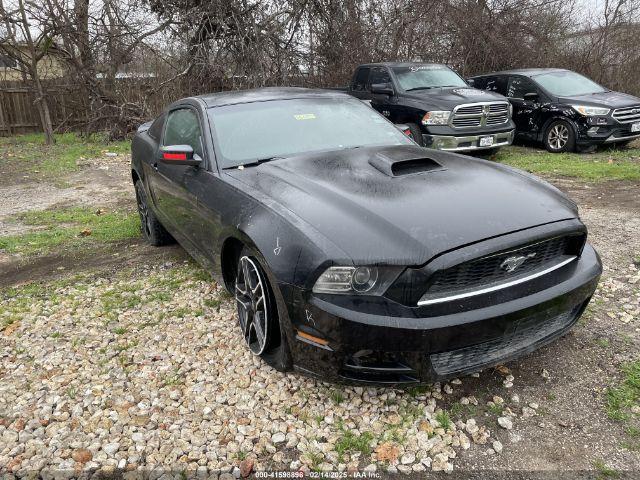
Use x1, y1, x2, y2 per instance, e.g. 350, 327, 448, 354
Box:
392, 65, 467, 91
208, 97, 412, 168
533, 71, 607, 96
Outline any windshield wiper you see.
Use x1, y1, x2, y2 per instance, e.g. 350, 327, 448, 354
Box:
224, 156, 283, 169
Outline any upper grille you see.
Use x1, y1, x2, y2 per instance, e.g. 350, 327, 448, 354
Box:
612, 105, 640, 124
426, 236, 571, 295
451, 102, 510, 128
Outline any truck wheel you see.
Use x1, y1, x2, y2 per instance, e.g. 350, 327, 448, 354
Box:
543, 119, 575, 153
407, 123, 424, 146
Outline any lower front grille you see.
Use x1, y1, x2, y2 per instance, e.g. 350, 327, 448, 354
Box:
430, 302, 584, 376
340, 351, 418, 384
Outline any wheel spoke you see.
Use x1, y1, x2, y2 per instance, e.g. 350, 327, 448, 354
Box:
253, 311, 266, 346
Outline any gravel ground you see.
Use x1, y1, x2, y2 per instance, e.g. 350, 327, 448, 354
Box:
0, 152, 639, 477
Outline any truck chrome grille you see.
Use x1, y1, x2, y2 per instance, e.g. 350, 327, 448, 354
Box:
450, 102, 510, 128
612, 105, 640, 124
419, 235, 585, 306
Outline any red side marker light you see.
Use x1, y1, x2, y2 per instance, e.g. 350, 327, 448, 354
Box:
403, 129, 411, 137
163, 152, 187, 161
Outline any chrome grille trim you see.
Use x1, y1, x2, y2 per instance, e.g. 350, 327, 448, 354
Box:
417, 256, 577, 306
612, 105, 640, 124
450, 101, 511, 129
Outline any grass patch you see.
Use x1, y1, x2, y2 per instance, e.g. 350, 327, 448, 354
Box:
0, 132, 129, 176
592, 459, 619, 479
606, 360, 640, 422
0, 206, 140, 256
435, 410, 452, 430
334, 429, 373, 461
494, 144, 640, 182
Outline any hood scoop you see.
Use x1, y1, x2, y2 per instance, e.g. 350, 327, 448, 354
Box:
369, 146, 444, 177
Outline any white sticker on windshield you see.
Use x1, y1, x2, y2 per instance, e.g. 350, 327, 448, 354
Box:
294, 113, 316, 120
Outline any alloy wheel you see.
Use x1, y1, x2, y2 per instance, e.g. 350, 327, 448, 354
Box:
136, 186, 152, 239
235, 256, 269, 355
548, 124, 569, 150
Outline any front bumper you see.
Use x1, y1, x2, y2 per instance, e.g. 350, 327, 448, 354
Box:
423, 129, 514, 152
284, 242, 601, 386
575, 116, 640, 145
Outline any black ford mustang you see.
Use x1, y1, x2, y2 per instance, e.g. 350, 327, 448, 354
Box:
131, 88, 602, 385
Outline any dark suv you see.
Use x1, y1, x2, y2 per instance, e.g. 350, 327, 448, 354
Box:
468, 68, 640, 152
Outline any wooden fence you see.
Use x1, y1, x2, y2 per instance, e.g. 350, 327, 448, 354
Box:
0, 83, 80, 136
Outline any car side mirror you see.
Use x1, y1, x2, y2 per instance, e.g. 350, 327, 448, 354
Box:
159, 145, 202, 166
370, 82, 394, 96
523, 92, 539, 102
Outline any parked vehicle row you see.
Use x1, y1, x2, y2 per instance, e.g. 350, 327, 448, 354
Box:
131, 87, 602, 385
341, 62, 640, 154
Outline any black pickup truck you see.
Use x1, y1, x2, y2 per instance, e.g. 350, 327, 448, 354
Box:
344, 62, 515, 153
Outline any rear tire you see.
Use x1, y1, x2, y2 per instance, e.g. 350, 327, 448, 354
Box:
543, 119, 575, 153
407, 123, 424, 146
134, 180, 174, 246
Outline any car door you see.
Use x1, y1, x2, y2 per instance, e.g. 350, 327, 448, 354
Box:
150, 106, 205, 244
506, 75, 543, 136
368, 66, 396, 119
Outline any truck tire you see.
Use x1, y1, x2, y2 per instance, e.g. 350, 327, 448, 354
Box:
407, 123, 424, 146
543, 119, 576, 153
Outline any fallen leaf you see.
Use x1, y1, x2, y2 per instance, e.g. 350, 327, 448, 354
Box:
375, 442, 399, 463
495, 365, 511, 375
95, 208, 106, 215
79, 229, 92, 237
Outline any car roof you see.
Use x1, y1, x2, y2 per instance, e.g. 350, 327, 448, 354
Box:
358, 62, 448, 69
471, 68, 569, 78
194, 87, 351, 108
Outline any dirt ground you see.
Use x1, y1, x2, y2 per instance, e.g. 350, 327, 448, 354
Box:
0, 148, 639, 477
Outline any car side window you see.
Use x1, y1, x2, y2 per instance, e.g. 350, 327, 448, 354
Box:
163, 108, 203, 158
352, 67, 370, 91
368, 67, 391, 88
148, 113, 165, 140
507, 76, 538, 99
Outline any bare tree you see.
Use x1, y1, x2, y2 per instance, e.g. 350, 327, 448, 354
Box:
0, 0, 56, 143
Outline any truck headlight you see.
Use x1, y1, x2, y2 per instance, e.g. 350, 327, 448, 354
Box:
421, 111, 451, 125
312, 266, 403, 295
571, 105, 610, 116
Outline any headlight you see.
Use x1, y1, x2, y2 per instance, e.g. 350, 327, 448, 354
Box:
421, 111, 451, 125
312, 266, 403, 295
571, 105, 610, 116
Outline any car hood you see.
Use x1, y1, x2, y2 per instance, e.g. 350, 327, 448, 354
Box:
226, 145, 578, 266
558, 90, 640, 109
401, 86, 508, 110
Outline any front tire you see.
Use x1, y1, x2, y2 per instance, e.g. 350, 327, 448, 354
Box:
234, 250, 277, 356
134, 180, 173, 246
544, 119, 575, 153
